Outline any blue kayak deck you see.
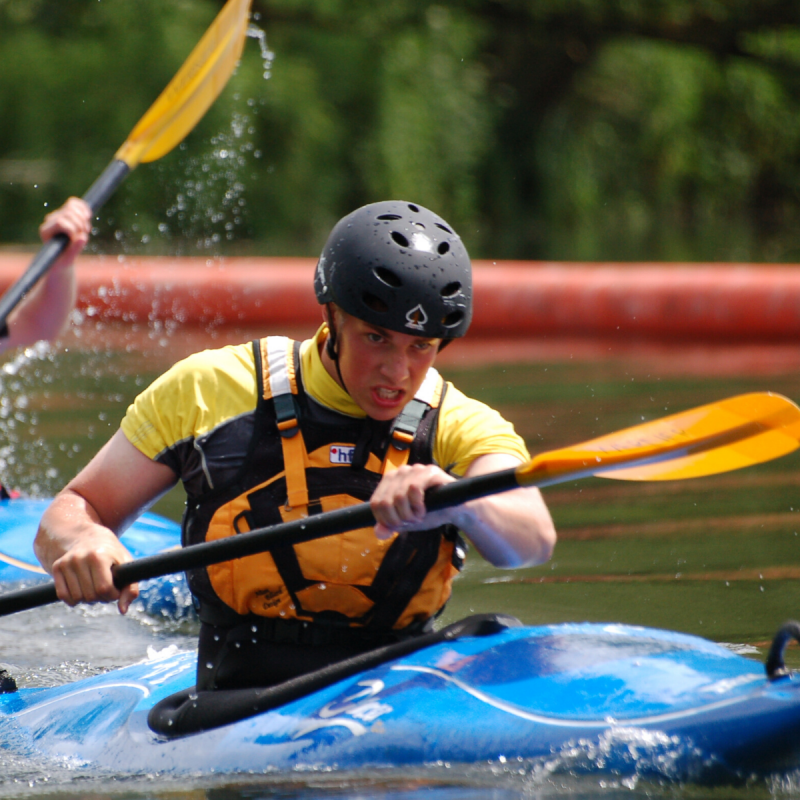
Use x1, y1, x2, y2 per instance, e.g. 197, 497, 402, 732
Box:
0, 621, 797, 783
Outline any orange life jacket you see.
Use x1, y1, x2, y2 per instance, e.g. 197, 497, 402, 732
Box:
183, 336, 464, 632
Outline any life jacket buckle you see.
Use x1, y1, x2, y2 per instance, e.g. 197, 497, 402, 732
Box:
389, 429, 414, 452
277, 418, 299, 438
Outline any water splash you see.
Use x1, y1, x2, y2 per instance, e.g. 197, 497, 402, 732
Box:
0, 342, 58, 495
153, 22, 274, 255
162, 111, 254, 253
104, 21, 275, 262
248, 17, 276, 80
0, 330, 167, 496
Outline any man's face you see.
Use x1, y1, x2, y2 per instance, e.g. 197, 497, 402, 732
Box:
331, 308, 440, 421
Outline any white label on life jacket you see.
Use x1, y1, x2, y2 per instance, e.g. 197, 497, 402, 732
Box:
330, 445, 355, 464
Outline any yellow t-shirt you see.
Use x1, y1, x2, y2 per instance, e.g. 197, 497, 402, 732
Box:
121, 325, 529, 477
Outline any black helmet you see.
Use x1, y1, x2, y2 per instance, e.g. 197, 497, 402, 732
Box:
314, 201, 472, 339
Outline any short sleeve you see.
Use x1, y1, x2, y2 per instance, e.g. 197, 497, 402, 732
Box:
433, 383, 530, 476
120, 344, 258, 461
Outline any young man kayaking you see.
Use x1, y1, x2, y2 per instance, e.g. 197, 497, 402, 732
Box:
35, 201, 556, 690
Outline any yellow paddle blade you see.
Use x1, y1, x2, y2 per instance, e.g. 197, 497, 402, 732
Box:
518, 392, 800, 486
114, 0, 252, 167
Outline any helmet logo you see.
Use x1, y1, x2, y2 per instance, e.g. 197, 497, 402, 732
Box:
405, 304, 428, 331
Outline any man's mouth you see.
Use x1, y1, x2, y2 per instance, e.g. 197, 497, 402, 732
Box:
374, 387, 403, 402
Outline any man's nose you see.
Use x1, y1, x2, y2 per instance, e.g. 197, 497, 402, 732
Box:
380, 350, 409, 382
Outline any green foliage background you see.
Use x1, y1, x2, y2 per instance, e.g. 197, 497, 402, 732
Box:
2, 0, 800, 262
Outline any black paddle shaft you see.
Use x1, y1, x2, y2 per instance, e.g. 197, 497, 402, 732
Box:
116, 465, 519, 584
0, 466, 519, 616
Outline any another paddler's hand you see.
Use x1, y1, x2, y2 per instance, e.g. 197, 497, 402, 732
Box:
49, 526, 138, 615
38, 196, 92, 270
371, 463, 456, 540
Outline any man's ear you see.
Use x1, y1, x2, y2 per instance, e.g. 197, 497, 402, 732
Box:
324, 303, 339, 360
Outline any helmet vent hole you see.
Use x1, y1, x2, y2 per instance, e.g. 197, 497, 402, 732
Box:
373, 267, 403, 288
435, 223, 453, 234
377, 214, 401, 221
391, 231, 410, 248
437, 242, 450, 255
362, 293, 389, 313
407, 204, 420, 213
441, 281, 461, 298
442, 311, 464, 328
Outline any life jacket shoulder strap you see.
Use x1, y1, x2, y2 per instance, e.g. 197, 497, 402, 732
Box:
383, 367, 444, 472
258, 336, 302, 436
258, 336, 308, 509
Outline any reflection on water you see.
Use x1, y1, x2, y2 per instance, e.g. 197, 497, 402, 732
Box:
1, 320, 800, 798
1, 765, 797, 800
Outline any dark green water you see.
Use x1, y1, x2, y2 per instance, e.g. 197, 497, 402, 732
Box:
2, 323, 800, 798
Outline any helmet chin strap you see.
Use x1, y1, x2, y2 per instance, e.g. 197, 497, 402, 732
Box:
325, 304, 350, 397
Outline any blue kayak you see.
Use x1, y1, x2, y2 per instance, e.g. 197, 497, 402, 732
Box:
0, 498, 190, 618
0, 616, 798, 784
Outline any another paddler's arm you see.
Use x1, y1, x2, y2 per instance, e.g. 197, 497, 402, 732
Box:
371, 453, 556, 568
35, 429, 178, 614
0, 198, 90, 351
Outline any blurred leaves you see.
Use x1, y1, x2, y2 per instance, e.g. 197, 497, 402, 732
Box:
1, 0, 800, 261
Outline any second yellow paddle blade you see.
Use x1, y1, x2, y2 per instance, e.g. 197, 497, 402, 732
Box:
115, 0, 252, 167
600, 393, 800, 480
519, 392, 800, 485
